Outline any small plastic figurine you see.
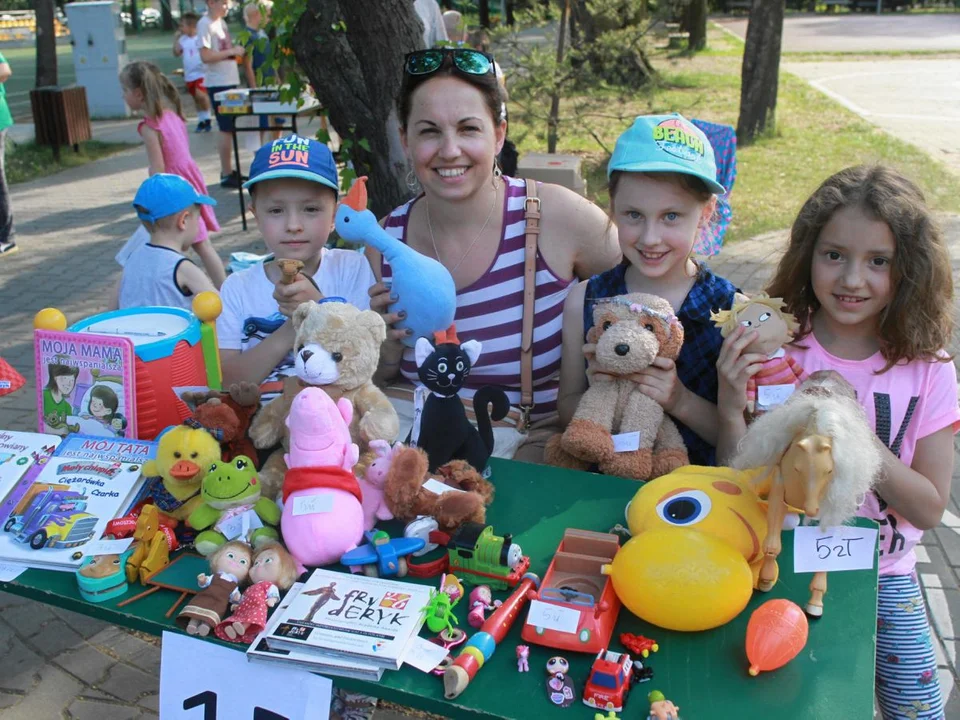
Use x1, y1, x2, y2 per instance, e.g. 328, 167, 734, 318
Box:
176, 540, 251, 637
595, 712, 620, 720
468, 585, 503, 628
440, 573, 465, 604
544, 655, 575, 708
214, 542, 299, 644
516, 644, 530, 672
421, 586, 460, 635
647, 690, 679, 720
620, 632, 660, 658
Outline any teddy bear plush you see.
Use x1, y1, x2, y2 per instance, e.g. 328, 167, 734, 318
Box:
248, 300, 400, 499
545, 293, 689, 481
382, 445, 494, 533
182, 383, 262, 467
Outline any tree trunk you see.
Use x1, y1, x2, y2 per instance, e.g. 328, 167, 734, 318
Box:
291, 0, 422, 219
130, 0, 141, 32
479, 0, 491, 28
35, 0, 58, 87
161, 0, 175, 32
547, 0, 570, 153
686, 0, 707, 51
506, 0, 515, 26
736, 0, 785, 145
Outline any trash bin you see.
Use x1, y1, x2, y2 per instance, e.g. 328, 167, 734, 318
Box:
29, 86, 93, 160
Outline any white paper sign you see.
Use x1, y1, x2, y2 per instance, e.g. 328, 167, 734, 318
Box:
757, 383, 796, 409
292, 495, 333, 516
82, 538, 134, 557
421, 479, 465, 496
0, 562, 27, 582
402, 635, 452, 673
612, 431, 641, 453
218, 510, 264, 541
525, 599, 581, 634
160, 631, 332, 719
794, 525, 878, 573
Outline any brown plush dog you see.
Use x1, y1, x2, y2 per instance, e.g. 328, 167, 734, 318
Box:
382, 446, 494, 533
182, 383, 261, 467
545, 293, 689, 480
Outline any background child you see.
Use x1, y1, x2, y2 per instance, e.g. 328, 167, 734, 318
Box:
172, 12, 213, 133
217, 135, 375, 402
119, 61, 226, 288
115, 174, 218, 311
242, 0, 284, 144
719, 165, 956, 718
557, 113, 737, 466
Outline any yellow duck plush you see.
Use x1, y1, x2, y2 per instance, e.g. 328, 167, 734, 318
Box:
603, 465, 771, 632
142, 425, 222, 522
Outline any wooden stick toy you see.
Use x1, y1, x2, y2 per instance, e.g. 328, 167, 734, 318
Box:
276, 259, 304, 285
443, 572, 540, 700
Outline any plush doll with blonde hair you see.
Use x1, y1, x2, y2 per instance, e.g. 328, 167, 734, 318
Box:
711, 292, 807, 417
215, 541, 300, 644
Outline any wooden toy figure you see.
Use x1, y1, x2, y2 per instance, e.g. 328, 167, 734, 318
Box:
215, 542, 300, 644
711, 293, 807, 418
176, 540, 251, 636
746, 599, 809, 676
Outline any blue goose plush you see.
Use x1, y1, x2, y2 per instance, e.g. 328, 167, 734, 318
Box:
336, 176, 456, 348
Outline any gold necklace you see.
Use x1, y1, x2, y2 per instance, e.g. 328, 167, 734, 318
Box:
425, 187, 499, 274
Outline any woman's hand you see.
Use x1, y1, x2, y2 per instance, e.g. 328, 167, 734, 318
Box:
716, 325, 767, 420
368, 282, 410, 344
634, 357, 685, 413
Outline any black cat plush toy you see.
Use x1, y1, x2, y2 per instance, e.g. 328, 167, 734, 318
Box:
409, 325, 510, 472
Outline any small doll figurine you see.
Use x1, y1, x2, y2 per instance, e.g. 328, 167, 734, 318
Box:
516, 644, 530, 672
215, 541, 299, 644
545, 656, 575, 708
467, 585, 502, 629
176, 540, 251, 637
647, 690, 680, 720
711, 293, 807, 417
440, 573, 464, 605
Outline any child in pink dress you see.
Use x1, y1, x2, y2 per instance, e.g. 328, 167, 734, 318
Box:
119, 61, 225, 288
215, 542, 299, 644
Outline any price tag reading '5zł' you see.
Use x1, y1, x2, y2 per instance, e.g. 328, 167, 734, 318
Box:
526, 599, 581, 634
793, 525, 878, 574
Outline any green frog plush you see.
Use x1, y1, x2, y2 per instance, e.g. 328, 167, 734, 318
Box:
188, 456, 281, 555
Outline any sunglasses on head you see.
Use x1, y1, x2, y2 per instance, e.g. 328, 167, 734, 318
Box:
404, 48, 496, 78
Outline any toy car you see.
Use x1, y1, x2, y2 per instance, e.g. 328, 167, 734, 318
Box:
583, 649, 635, 713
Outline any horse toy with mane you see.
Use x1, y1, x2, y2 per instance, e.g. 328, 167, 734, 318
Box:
731, 372, 881, 618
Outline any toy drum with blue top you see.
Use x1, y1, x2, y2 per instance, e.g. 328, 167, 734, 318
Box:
36, 294, 222, 441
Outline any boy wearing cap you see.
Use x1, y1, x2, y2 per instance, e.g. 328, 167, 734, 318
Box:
217, 135, 375, 401
114, 174, 218, 310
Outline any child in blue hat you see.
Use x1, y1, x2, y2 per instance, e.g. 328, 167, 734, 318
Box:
556, 113, 738, 467
217, 135, 375, 402
114, 174, 218, 311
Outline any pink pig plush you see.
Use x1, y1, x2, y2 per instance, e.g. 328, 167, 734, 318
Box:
280, 387, 365, 568
358, 440, 399, 531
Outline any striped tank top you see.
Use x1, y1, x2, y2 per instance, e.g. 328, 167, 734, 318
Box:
382, 176, 573, 421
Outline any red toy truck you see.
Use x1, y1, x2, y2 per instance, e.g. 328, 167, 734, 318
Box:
582, 649, 635, 713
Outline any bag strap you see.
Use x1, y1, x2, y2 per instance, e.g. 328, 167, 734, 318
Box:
519, 179, 541, 432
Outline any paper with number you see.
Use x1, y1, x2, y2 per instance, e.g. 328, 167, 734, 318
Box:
525, 599, 581, 634
612, 431, 641, 453
401, 635, 452, 673
159, 630, 332, 719
292, 495, 333, 516
793, 525, 878, 573
757, 383, 795, 409
82, 538, 133, 557
0, 562, 27, 582
218, 509, 263, 540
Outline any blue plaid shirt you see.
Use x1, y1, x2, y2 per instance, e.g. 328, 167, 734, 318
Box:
583, 262, 737, 466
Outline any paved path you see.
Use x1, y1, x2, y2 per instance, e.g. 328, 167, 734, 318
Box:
715, 13, 960, 53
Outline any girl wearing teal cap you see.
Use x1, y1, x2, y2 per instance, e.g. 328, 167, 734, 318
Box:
556, 113, 737, 467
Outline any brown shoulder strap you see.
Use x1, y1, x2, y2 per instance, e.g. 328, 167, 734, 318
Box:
519, 179, 541, 431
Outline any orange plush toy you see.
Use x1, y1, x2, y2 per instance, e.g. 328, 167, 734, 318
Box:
182, 383, 261, 467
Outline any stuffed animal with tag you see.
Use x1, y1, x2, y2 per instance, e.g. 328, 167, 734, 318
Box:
711, 292, 807, 419
408, 325, 510, 472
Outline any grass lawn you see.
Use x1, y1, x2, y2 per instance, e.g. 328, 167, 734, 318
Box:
508, 23, 960, 243
7, 139, 137, 185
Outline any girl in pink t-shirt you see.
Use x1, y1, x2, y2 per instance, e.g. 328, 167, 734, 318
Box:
719, 166, 956, 719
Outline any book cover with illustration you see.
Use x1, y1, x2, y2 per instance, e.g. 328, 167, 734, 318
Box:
0, 431, 61, 510
0, 434, 155, 571
34, 329, 137, 440
264, 568, 430, 669
247, 582, 385, 681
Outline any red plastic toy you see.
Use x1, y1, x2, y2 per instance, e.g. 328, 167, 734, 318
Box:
582, 649, 635, 713
620, 633, 659, 658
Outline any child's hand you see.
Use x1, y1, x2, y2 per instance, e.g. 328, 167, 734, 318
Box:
274, 274, 321, 317
634, 357, 684, 413
717, 325, 767, 419
232, 45, 246, 58
368, 282, 410, 344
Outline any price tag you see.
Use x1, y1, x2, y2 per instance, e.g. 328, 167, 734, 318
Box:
612, 431, 641, 453
292, 495, 333, 516
525, 599, 581, 634
159, 631, 331, 719
794, 525, 878, 573
218, 510, 264, 541
402, 636, 452, 673
83, 538, 134, 557
421, 479, 465, 496
757, 383, 796, 409
0, 562, 27, 582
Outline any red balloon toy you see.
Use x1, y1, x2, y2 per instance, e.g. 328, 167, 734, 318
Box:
746, 599, 809, 676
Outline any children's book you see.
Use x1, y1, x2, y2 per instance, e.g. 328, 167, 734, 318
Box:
0, 434, 155, 571
0, 431, 61, 510
246, 582, 385, 681
34, 329, 137, 440
263, 568, 430, 670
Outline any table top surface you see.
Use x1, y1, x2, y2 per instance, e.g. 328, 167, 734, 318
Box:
0, 458, 878, 720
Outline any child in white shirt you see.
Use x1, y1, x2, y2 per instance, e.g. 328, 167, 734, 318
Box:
172, 12, 213, 133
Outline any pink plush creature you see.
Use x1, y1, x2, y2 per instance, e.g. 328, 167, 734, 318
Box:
280, 387, 365, 568
358, 440, 399, 531
516, 644, 530, 672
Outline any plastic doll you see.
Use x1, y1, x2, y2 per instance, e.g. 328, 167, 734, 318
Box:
711, 293, 807, 417
176, 540, 251, 637
468, 585, 502, 628
516, 644, 530, 672
215, 541, 299, 644
440, 573, 464, 605
647, 690, 680, 720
